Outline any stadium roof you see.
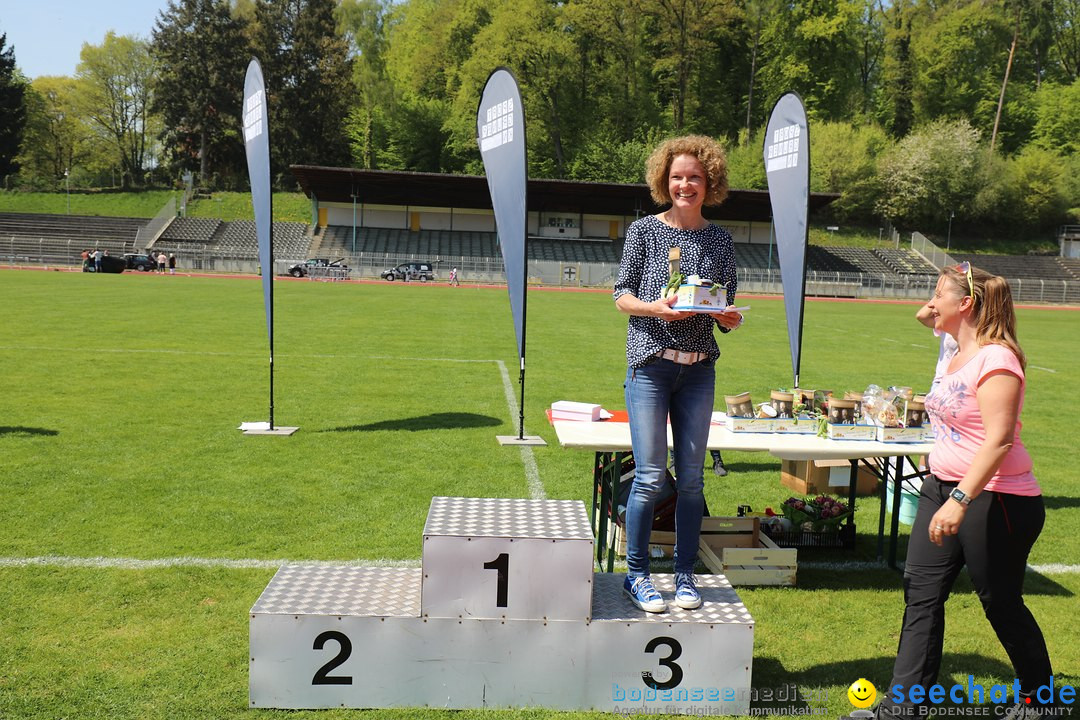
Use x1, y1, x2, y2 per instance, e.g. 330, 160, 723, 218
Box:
290, 166, 838, 222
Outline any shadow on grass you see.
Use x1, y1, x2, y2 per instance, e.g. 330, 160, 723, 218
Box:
324, 412, 502, 433
0, 426, 59, 437
793, 564, 1072, 596
751, 653, 1018, 710
1042, 495, 1080, 511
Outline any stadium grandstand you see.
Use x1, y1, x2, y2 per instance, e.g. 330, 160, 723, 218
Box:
2, 168, 1077, 304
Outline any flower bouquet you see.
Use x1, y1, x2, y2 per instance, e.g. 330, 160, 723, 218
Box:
780, 495, 852, 533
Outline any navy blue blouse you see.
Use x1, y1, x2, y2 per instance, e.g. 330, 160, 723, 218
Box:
613, 215, 739, 368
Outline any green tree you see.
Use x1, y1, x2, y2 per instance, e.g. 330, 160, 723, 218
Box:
1031, 78, 1080, 154
151, 0, 249, 187
1050, 0, 1080, 81
809, 121, 889, 220
1003, 145, 1069, 229
0, 33, 28, 180
641, 0, 739, 131
910, 3, 1009, 130
75, 33, 158, 189
16, 77, 91, 188
251, 0, 354, 183
877, 0, 916, 137
756, 0, 863, 122
338, 0, 392, 168
875, 118, 985, 228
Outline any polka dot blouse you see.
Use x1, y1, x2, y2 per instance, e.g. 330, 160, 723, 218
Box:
613, 214, 739, 368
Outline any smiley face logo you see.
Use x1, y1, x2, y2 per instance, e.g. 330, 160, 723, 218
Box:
847, 678, 876, 709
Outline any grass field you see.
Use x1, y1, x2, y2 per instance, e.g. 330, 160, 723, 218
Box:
0, 269, 1077, 719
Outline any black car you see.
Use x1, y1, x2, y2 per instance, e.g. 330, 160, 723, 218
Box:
123, 253, 158, 272
381, 262, 436, 282
82, 254, 126, 273
288, 258, 349, 278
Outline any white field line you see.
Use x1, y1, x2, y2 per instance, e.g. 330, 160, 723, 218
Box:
0, 345, 547, 499
496, 359, 546, 500
1029, 365, 1057, 373
2, 555, 1077, 575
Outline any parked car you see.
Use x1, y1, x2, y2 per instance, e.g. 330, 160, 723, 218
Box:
287, 258, 349, 278
123, 253, 158, 272
380, 262, 436, 282
82, 255, 126, 273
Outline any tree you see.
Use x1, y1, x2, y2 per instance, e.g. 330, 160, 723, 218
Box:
16, 77, 91, 188
756, 0, 863, 122
151, 0, 249, 187
875, 118, 985, 228
1050, 0, 1080, 81
338, 0, 392, 168
0, 33, 28, 180
641, 0, 738, 131
251, 0, 354, 183
878, 0, 915, 137
1031, 78, 1080, 154
76, 33, 158, 189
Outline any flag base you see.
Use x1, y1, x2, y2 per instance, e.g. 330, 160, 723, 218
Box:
240, 421, 299, 436
496, 435, 546, 446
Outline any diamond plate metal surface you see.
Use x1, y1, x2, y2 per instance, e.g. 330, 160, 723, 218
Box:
591, 573, 755, 624
250, 565, 421, 617
423, 496, 593, 540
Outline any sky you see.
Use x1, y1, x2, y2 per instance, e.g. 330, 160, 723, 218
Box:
2, 0, 172, 80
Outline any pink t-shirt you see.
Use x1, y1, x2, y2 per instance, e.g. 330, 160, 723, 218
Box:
924, 343, 1040, 496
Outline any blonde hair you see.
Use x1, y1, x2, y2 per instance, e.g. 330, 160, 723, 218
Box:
940, 264, 1027, 370
645, 135, 729, 207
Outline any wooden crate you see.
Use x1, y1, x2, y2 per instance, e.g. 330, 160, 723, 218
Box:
614, 516, 759, 558
698, 531, 797, 587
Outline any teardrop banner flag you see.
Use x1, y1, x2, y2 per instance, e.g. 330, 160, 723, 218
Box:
477, 68, 542, 446
241, 58, 295, 435
763, 92, 811, 389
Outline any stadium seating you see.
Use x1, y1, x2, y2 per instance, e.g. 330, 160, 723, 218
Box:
951, 253, 1073, 281
157, 217, 221, 244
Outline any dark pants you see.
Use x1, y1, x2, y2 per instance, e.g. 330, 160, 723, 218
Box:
881, 476, 1052, 714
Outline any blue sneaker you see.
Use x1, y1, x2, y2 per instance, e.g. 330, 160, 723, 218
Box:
624, 575, 666, 613
674, 573, 701, 609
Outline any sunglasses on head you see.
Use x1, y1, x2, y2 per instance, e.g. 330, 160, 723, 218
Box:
954, 261, 973, 298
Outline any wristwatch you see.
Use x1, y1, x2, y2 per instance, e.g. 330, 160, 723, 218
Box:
949, 488, 972, 506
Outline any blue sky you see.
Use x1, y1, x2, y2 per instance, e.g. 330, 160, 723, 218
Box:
2, 0, 171, 79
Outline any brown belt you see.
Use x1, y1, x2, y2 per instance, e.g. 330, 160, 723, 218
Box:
656, 349, 707, 365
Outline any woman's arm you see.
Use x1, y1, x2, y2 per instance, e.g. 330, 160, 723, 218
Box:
928, 369, 1022, 545
615, 292, 692, 321
915, 301, 935, 329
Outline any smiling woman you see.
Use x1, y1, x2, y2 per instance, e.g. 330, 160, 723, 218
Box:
612, 135, 742, 615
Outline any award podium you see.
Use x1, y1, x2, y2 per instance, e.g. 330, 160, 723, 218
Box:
249, 497, 755, 713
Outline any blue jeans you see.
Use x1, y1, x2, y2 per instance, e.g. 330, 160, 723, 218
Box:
624, 358, 715, 577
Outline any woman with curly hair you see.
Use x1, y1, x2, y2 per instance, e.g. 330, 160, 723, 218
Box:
613, 135, 743, 613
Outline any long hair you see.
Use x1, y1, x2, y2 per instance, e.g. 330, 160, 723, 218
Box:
940, 264, 1026, 370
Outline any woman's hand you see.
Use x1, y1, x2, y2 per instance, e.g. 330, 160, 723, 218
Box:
650, 294, 694, 321
928, 500, 966, 546
712, 306, 743, 330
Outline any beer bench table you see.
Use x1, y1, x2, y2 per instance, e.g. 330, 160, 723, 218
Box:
551, 419, 934, 572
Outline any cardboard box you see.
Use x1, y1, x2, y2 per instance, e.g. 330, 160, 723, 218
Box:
826, 423, 876, 441
781, 458, 880, 497
673, 283, 724, 311
550, 400, 602, 421
725, 416, 776, 433
876, 426, 929, 443
773, 416, 818, 434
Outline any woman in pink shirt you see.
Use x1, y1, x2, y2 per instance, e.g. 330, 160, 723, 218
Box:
877, 263, 1052, 720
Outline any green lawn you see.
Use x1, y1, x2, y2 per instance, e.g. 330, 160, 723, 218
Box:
0, 270, 1076, 719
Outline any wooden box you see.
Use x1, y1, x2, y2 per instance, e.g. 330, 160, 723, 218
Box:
615, 516, 761, 559
698, 532, 797, 586
781, 458, 880, 497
